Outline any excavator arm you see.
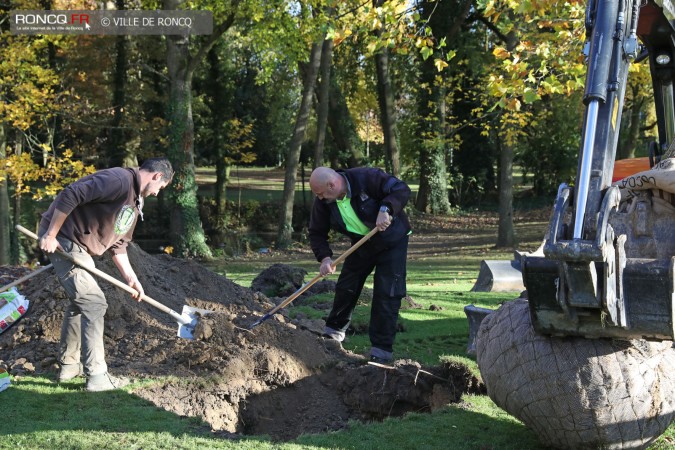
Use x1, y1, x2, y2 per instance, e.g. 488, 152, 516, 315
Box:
523, 0, 675, 339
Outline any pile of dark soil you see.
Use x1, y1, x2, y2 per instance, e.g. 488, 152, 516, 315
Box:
0, 245, 481, 440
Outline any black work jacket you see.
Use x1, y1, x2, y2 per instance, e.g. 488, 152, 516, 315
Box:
308, 168, 412, 262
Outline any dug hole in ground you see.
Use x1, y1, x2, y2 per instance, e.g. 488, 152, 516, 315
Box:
0, 244, 484, 441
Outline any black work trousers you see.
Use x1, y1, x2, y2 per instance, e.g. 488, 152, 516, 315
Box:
325, 235, 408, 353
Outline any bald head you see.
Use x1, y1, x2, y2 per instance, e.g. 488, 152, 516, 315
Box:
309, 167, 337, 189
310, 167, 345, 202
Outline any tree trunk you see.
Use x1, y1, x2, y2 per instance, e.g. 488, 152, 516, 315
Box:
46, 43, 63, 167
207, 46, 229, 226
11, 134, 22, 264
109, 34, 137, 167
416, 147, 451, 213
415, 70, 451, 214
12, 186, 21, 264
276, 41, 323, 249
0, 123, 10, 265
327, 75, 364, 167
108, 0, 136, 167
414, 0, 452, 214
313, 37, 333, 169
162, 0, 236, 257
373, 0, 400, 176
165, 31, 212, 258
496, 131, 515, 247
494, 30, 519, 248
375, 50, 400, 176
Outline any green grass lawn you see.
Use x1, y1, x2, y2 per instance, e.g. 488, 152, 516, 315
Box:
5, 169, 675, 449
1, 253, 546, 450
5, 248, 675, 449
197, 166, 319, 203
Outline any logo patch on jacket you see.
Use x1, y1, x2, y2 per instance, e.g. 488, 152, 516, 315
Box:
115, 205, 136, 234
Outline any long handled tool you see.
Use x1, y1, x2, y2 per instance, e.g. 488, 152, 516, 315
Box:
16, 225, 209, 339
249, 227, 379, 330
0, 263, 53, 294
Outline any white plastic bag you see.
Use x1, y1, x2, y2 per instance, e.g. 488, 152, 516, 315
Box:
0, 287, 29, 334
0, 368, 9, 393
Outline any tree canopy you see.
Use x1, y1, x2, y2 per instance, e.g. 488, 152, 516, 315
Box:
0, 0, 658, 259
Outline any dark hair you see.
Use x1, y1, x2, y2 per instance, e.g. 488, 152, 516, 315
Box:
140, 157, 174, 182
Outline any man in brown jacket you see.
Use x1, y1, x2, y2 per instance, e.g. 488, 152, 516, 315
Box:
39, 157, 173, 391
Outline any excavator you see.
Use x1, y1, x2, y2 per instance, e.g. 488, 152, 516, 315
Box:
522, 0, 675, 340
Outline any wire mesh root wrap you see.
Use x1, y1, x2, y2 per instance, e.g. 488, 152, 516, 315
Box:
476, 299, 675, 449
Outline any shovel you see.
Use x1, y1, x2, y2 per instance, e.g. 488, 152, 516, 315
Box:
0, 263, 53, 294
249, 227, 379, 330
16, 225, 208, 339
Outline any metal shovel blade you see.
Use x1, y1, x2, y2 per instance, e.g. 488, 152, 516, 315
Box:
177, 305, 212, 339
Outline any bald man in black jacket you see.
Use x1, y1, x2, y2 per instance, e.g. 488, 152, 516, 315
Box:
308, 167, 411, 363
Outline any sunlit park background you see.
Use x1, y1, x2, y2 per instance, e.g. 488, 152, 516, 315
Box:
1, 0, 673, 449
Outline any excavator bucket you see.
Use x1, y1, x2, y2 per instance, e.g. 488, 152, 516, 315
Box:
471, 259, 524, 293
471, 248, 543, 293
522, 0, 675, 341
524, 177, 675, 340
524, 253, 675, 340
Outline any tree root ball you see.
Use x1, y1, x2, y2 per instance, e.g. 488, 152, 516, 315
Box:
476, 299, 675, 450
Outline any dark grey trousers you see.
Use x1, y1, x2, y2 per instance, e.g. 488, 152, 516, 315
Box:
42, 234, 108, 377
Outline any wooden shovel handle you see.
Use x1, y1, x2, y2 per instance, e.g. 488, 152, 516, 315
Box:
330, 227, 379, 268
267, 227, 379, 315
0, 263, 53, 294
16, 225, 188, 324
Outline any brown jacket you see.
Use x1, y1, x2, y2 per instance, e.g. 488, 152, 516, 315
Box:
40, 167, 142, 256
